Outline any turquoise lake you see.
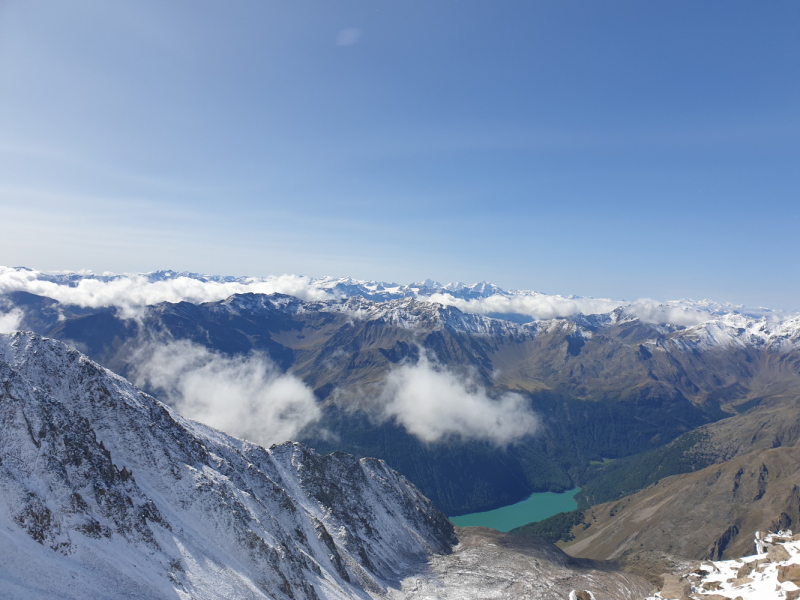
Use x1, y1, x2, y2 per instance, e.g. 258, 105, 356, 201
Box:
449, 488, 580, 532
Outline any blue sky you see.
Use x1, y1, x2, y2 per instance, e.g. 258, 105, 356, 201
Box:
1, 1, 798, 308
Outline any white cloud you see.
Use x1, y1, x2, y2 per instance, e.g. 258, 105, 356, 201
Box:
336, 28, 361, 46
130, 339, 321, 446
0, 266, 331, 319
623, 299, 709, 326
426, 292, 623, 320
379, 353, 539, 446
0, 308, 23, 333
0, 266, 740, 327
425, 292, 716, 326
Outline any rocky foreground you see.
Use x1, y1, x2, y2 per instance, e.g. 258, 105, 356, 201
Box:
381, 527, 653, 600
647, 531, 800, 599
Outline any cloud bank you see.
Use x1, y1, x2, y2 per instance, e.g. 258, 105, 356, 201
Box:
0, 267, 331, 318
427, 292, 623, 321
426, 292, 712, 326
623, 299, 710, 327
379, 353, 539, 446
131, 339, 321, 447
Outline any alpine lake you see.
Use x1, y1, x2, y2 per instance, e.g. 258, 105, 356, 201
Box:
449, 488, 580, 532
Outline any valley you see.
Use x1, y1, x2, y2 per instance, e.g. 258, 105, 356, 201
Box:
2, 271, 800, 594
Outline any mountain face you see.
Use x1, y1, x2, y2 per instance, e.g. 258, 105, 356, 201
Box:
559, 392, 800, 561
3, 287, 800, 516
0, 332, 456, 599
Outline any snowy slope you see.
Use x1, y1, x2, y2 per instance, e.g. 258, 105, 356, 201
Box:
0, 331, 456, 600
672, 313, 800, 352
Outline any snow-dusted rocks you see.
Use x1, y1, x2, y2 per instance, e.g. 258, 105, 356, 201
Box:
381, 527, 653, 600
0, 332, 456, 599
647, 532, 800, 600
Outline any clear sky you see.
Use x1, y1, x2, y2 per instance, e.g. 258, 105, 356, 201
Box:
1, 1, 798, 308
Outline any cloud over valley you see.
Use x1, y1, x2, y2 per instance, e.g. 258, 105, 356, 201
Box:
128, 337, 539, 448
131, 339, 322, 447
378, 353, 539, 446
0, 308, 23, 334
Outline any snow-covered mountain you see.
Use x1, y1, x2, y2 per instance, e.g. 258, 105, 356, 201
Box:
4, 265, 799, 351
205, 292, 800, 353
2, 266, 796, 330
0, 331, 456, 599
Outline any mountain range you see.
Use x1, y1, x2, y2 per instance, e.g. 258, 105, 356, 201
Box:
1, 267, 799, 564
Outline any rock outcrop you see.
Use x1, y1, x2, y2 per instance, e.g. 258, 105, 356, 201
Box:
645, 532, 800, 599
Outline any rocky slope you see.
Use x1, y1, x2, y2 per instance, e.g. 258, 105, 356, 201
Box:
386, 527, 653, 600
0, 331, 456, 599
561, 393, 800, 561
